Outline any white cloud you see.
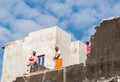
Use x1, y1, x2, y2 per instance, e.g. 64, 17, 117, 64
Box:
66, 0, 92, 7
112, 2, 120, 16
58, 20, 68, 29
0, 0, 58, 40
0, 0, 119, 47
68, 31, 77, 41
70, 9, 97, 29
81, 26, 96, 42
0, 9, 16, 26
35, 15, 58, 27
12, 1, 41, 19
12, 19, 42, 37
0, 26, 12, 44
11, 0, 59, 29
46, 2, 72, 17
0, 0, 18, 11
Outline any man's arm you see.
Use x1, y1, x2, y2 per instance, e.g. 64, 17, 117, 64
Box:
54, 54, 60, 60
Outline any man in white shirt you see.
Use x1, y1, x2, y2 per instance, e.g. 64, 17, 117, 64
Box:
54, 47, 62, 69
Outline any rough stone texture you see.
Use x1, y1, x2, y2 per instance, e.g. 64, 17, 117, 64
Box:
13, 65, 46, 82
13, 73, 44, 82
29, 74, 44, 82
14, 65, 86, 82
86, 17, 120, 81
14, 69, 64, 82
65, 64, 86, 82
43, 69, 64, 82
15, 77, 25, 82
37, 65, 47, 72
88, 17, 120, 64
1, 26, 86, 82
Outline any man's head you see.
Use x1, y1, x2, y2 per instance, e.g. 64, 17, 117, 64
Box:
55, 47, 59, 52
33, 51, 36, 56
86, 42, 89, 45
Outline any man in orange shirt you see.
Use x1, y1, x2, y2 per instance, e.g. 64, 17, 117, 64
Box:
86, 42, 91, 58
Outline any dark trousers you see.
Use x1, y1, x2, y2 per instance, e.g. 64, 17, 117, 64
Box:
87, 53, 90, 58
30, 62, 38, 73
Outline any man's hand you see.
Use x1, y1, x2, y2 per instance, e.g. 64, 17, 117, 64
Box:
53, 57, 56, 60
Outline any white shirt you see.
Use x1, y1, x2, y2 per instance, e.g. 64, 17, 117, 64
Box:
55, 50, 62, 58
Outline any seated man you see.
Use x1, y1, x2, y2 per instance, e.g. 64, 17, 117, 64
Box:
29, 51, 38, 72
26, 51, 38, 73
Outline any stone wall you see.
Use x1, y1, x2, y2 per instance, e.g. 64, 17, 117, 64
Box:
88, 17, 120, 64
13, 64, 85, 82
86, 17, 120, 81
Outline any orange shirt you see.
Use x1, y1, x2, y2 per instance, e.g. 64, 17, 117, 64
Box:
86, 45, 91, 54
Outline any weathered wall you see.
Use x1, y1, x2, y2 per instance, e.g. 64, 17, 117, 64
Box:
70, 41, 86, 65
79, 41, 86, 64
88, 17, 120, 64
86, 17, 120, 81
26, 27, 57, 69
13, 64, 85, 82
13, 63, 120, 82
56, 27, 71, 67
1, 39, 28, 82
1, 27, 57, 82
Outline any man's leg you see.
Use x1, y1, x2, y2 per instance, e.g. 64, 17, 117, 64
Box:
87, 53, 90, 58
54, 59, 58, 69
34, 63, 38, 72
58, 58, 62, 68
30, 63, 34, 73
26, 61, 31, 73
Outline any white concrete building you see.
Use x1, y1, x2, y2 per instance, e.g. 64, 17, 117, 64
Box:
1, 26, 86, 82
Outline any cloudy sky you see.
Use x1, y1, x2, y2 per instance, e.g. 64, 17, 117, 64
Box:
0, 0, 120, 80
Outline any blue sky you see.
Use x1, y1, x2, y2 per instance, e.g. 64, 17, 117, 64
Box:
0, 0, 120, 80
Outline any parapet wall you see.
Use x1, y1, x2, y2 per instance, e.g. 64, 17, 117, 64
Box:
13, 62, 120, 82
13, 64, 86, 82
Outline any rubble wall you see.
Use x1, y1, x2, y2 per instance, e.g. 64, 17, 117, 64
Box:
88, 17, 120, 63
86, 17, 120, 81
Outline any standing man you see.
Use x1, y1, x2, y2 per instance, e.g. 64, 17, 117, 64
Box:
86, 42, 91, 58
29, 51, 38, 72
54, 47, 62, 69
